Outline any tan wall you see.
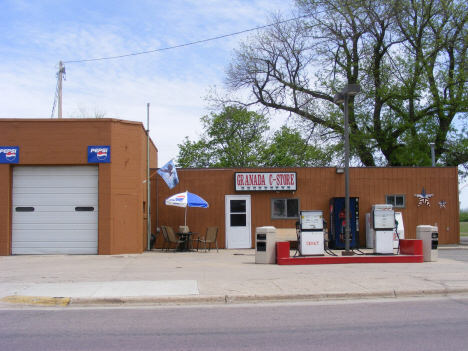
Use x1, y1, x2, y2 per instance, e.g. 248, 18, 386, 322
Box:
0, 166, 12, 255
0, 118, 157, 255
152, 167, 459, 249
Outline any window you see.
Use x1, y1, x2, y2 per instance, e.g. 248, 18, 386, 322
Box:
385, 194, 406, 208
271, 198, 299, 219
230, 199, 247, 227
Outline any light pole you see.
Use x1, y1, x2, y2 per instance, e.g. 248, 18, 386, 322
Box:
430, 142, 435, 167
334, 84, 361, 256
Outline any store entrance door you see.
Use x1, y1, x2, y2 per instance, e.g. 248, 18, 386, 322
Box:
225, 195, 251, 249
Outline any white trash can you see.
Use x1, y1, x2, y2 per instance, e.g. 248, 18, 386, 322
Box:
255, 226, 276, 264
416, 225, 438, 262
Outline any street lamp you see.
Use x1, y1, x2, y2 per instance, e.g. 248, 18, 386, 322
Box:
429, 142, 435, 167
334, 84, 361, 256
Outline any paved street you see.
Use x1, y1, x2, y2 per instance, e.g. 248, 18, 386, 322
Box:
2, 296, 468, 350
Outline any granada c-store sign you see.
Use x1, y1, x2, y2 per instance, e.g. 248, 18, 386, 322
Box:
235, 172, 297, 191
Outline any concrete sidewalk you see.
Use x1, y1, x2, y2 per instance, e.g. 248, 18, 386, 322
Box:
1, 246, 468, 306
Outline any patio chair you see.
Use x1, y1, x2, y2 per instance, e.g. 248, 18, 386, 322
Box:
160, 226, 171, 251
166, 226, 188, 252
196, 227, 219, 252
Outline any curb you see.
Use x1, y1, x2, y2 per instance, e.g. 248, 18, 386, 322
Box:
3, 289, 468, 307
1, 295, 70, 306
65, 288, 468, 306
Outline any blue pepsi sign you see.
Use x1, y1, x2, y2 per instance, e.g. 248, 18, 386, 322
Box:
88, 146, 111, 163
0, 147, 19, 164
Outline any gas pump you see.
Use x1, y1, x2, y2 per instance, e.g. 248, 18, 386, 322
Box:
371, 204, 395, 254
298, 210, 325, 256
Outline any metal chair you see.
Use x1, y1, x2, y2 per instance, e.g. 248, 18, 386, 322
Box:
166, 226, 188, 252
160, 226, 171, 251
196, 227, 219, 252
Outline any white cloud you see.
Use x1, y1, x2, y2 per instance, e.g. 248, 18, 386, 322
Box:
1, 1, 293, 164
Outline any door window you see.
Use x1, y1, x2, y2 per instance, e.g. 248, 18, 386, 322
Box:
230, 200, 246, 227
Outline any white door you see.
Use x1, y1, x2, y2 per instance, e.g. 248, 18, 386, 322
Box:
12, 166, 99, 255
225, 195, 251, 249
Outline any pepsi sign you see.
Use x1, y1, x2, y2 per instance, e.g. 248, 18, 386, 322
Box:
0, 147, 19, 164
88, 146, 111, 163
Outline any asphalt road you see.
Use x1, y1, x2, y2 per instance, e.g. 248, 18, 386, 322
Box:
439, 246, 468, 262
2, 296, 468, 351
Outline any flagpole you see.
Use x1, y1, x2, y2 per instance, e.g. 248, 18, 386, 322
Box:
147, 103, 151, 250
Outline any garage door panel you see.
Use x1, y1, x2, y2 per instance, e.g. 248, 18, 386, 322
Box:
12, 232, 98, 242
13, 213, 98, 224
13, 178, 98, 189
14, 166, 98, 176
12, 223, 98, 230
12, 241, 97, 249
12, 166, 98, 255
13, 187, 97, 195
10, 248, 98, 255
13, 199, 98, 208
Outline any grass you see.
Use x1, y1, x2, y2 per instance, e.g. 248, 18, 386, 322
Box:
460, 222, 468, 235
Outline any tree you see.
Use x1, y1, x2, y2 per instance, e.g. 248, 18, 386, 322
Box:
176, 106, 332, 168
177, 106, 269, 168
262, 125, 335, 167
68, 103, 107, 118
210, 0, 468, 172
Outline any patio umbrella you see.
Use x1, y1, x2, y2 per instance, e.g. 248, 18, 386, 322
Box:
164, 191, 209, 228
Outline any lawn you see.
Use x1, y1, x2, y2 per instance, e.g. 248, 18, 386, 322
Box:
460, 222, 468, 235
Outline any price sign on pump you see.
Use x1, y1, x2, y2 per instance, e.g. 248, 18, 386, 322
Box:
300, 211, 323, 230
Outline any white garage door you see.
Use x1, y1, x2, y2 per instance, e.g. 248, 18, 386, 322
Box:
12, 166, 98, 255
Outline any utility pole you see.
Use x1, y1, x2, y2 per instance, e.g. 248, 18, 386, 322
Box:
58, 61, 64, 119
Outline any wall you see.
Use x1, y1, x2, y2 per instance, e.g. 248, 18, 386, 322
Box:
152, 167, 459, 249
0, 118, 157, 255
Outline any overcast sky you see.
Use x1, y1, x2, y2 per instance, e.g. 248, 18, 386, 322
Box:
1, 0, 467, 209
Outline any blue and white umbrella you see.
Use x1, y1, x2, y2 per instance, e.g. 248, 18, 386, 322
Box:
164, 191, 209, 228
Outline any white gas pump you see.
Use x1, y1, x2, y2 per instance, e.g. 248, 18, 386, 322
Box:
299, 210, 325, 256
371, 205, 395, 254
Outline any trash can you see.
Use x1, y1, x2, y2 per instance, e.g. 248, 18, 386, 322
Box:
416, 225, 438, 262
255, 226, 276, 264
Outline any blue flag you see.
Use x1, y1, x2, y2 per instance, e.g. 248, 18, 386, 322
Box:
157, 159, 179, 189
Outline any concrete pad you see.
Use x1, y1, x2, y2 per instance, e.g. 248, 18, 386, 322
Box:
14, 280, 199, 298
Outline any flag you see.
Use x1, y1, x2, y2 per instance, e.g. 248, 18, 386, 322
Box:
414, 187, 433, 207
157, 159, 179, 189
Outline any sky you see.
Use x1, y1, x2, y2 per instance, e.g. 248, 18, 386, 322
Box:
0, 0, 292, 157
2, 0, 468, 209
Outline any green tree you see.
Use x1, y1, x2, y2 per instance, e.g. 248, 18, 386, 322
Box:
177, 106, 334, 168
177, 106, 269, 168
262, 126, 334, 167
210, 0, 468, 172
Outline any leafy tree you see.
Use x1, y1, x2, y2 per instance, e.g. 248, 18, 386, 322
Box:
177, 106, 269, 168
262, 126, 334, 167
176, 106, 333, 168
210, 0, 468, 172
460, 208, 468, 222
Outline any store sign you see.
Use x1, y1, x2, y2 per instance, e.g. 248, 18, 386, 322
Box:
0, 147, 19, 164
88, 146, 111, 163
235, 172, 297, 191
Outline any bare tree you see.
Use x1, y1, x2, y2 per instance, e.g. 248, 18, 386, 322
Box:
210, 0, 468, 169
68, 103, 108, 119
